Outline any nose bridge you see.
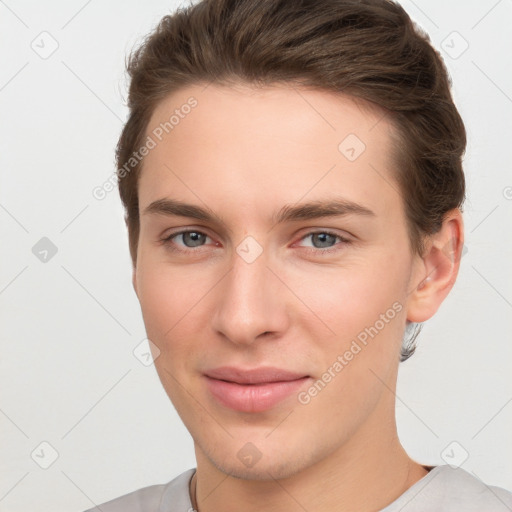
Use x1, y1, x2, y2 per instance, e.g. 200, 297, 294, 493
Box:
211, 242, 286, 344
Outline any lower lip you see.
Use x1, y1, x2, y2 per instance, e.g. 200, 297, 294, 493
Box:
204, 376, 311, 413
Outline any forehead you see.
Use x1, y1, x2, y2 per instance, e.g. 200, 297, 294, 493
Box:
139, 83, 401, 221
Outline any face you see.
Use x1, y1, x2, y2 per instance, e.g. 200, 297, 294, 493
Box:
133, 83, 423, 480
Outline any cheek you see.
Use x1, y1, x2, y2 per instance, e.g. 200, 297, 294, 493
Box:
285, 255, 408, 339
297, 275, 407, 423
284, 257, 409, 396
136, 265, 204, 405
137, 272, 177, 338
136, 263, 195, 348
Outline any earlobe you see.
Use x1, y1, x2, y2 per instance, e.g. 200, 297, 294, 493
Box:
406, 209, 464, 323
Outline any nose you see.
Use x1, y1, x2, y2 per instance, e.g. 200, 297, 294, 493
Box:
210, 246, 289, 346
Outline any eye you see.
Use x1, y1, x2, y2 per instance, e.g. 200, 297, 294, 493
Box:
160, 229, 215, 253
296, 230, 351, 254
159, 228, 351, 255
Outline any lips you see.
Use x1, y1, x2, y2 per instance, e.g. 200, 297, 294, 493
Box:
203, 366, 311, 412
204, 366, 308, 384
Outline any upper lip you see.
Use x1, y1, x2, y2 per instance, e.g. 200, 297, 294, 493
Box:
204, 366, 309, 384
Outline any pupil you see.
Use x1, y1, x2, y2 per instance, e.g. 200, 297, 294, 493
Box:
313, 233, 335, 248
185, 232, 204, 247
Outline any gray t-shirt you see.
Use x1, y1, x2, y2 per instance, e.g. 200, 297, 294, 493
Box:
83, 465, 512, 511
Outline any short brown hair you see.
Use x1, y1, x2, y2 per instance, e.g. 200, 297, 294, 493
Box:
116, 0, 466, 360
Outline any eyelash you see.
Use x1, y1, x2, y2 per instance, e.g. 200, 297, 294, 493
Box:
159, 229, 352, 256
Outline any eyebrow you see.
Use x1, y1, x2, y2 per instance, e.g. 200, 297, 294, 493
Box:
142, 197, 375, 230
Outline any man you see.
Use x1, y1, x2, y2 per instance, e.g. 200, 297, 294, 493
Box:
85, 0, 512, 510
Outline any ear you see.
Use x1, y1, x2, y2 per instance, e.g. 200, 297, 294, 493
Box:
406, 209, 464, 323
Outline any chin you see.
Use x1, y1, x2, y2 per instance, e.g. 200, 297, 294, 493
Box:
214, 458, 309, 482
199, 437, 318, 482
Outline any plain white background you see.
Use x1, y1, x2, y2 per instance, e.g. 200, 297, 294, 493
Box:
0, 1, 511, 510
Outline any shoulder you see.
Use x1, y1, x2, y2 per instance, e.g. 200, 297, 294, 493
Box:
433, 465, 512, 509
82, 468, 196, 512
383, 465, 512, 511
